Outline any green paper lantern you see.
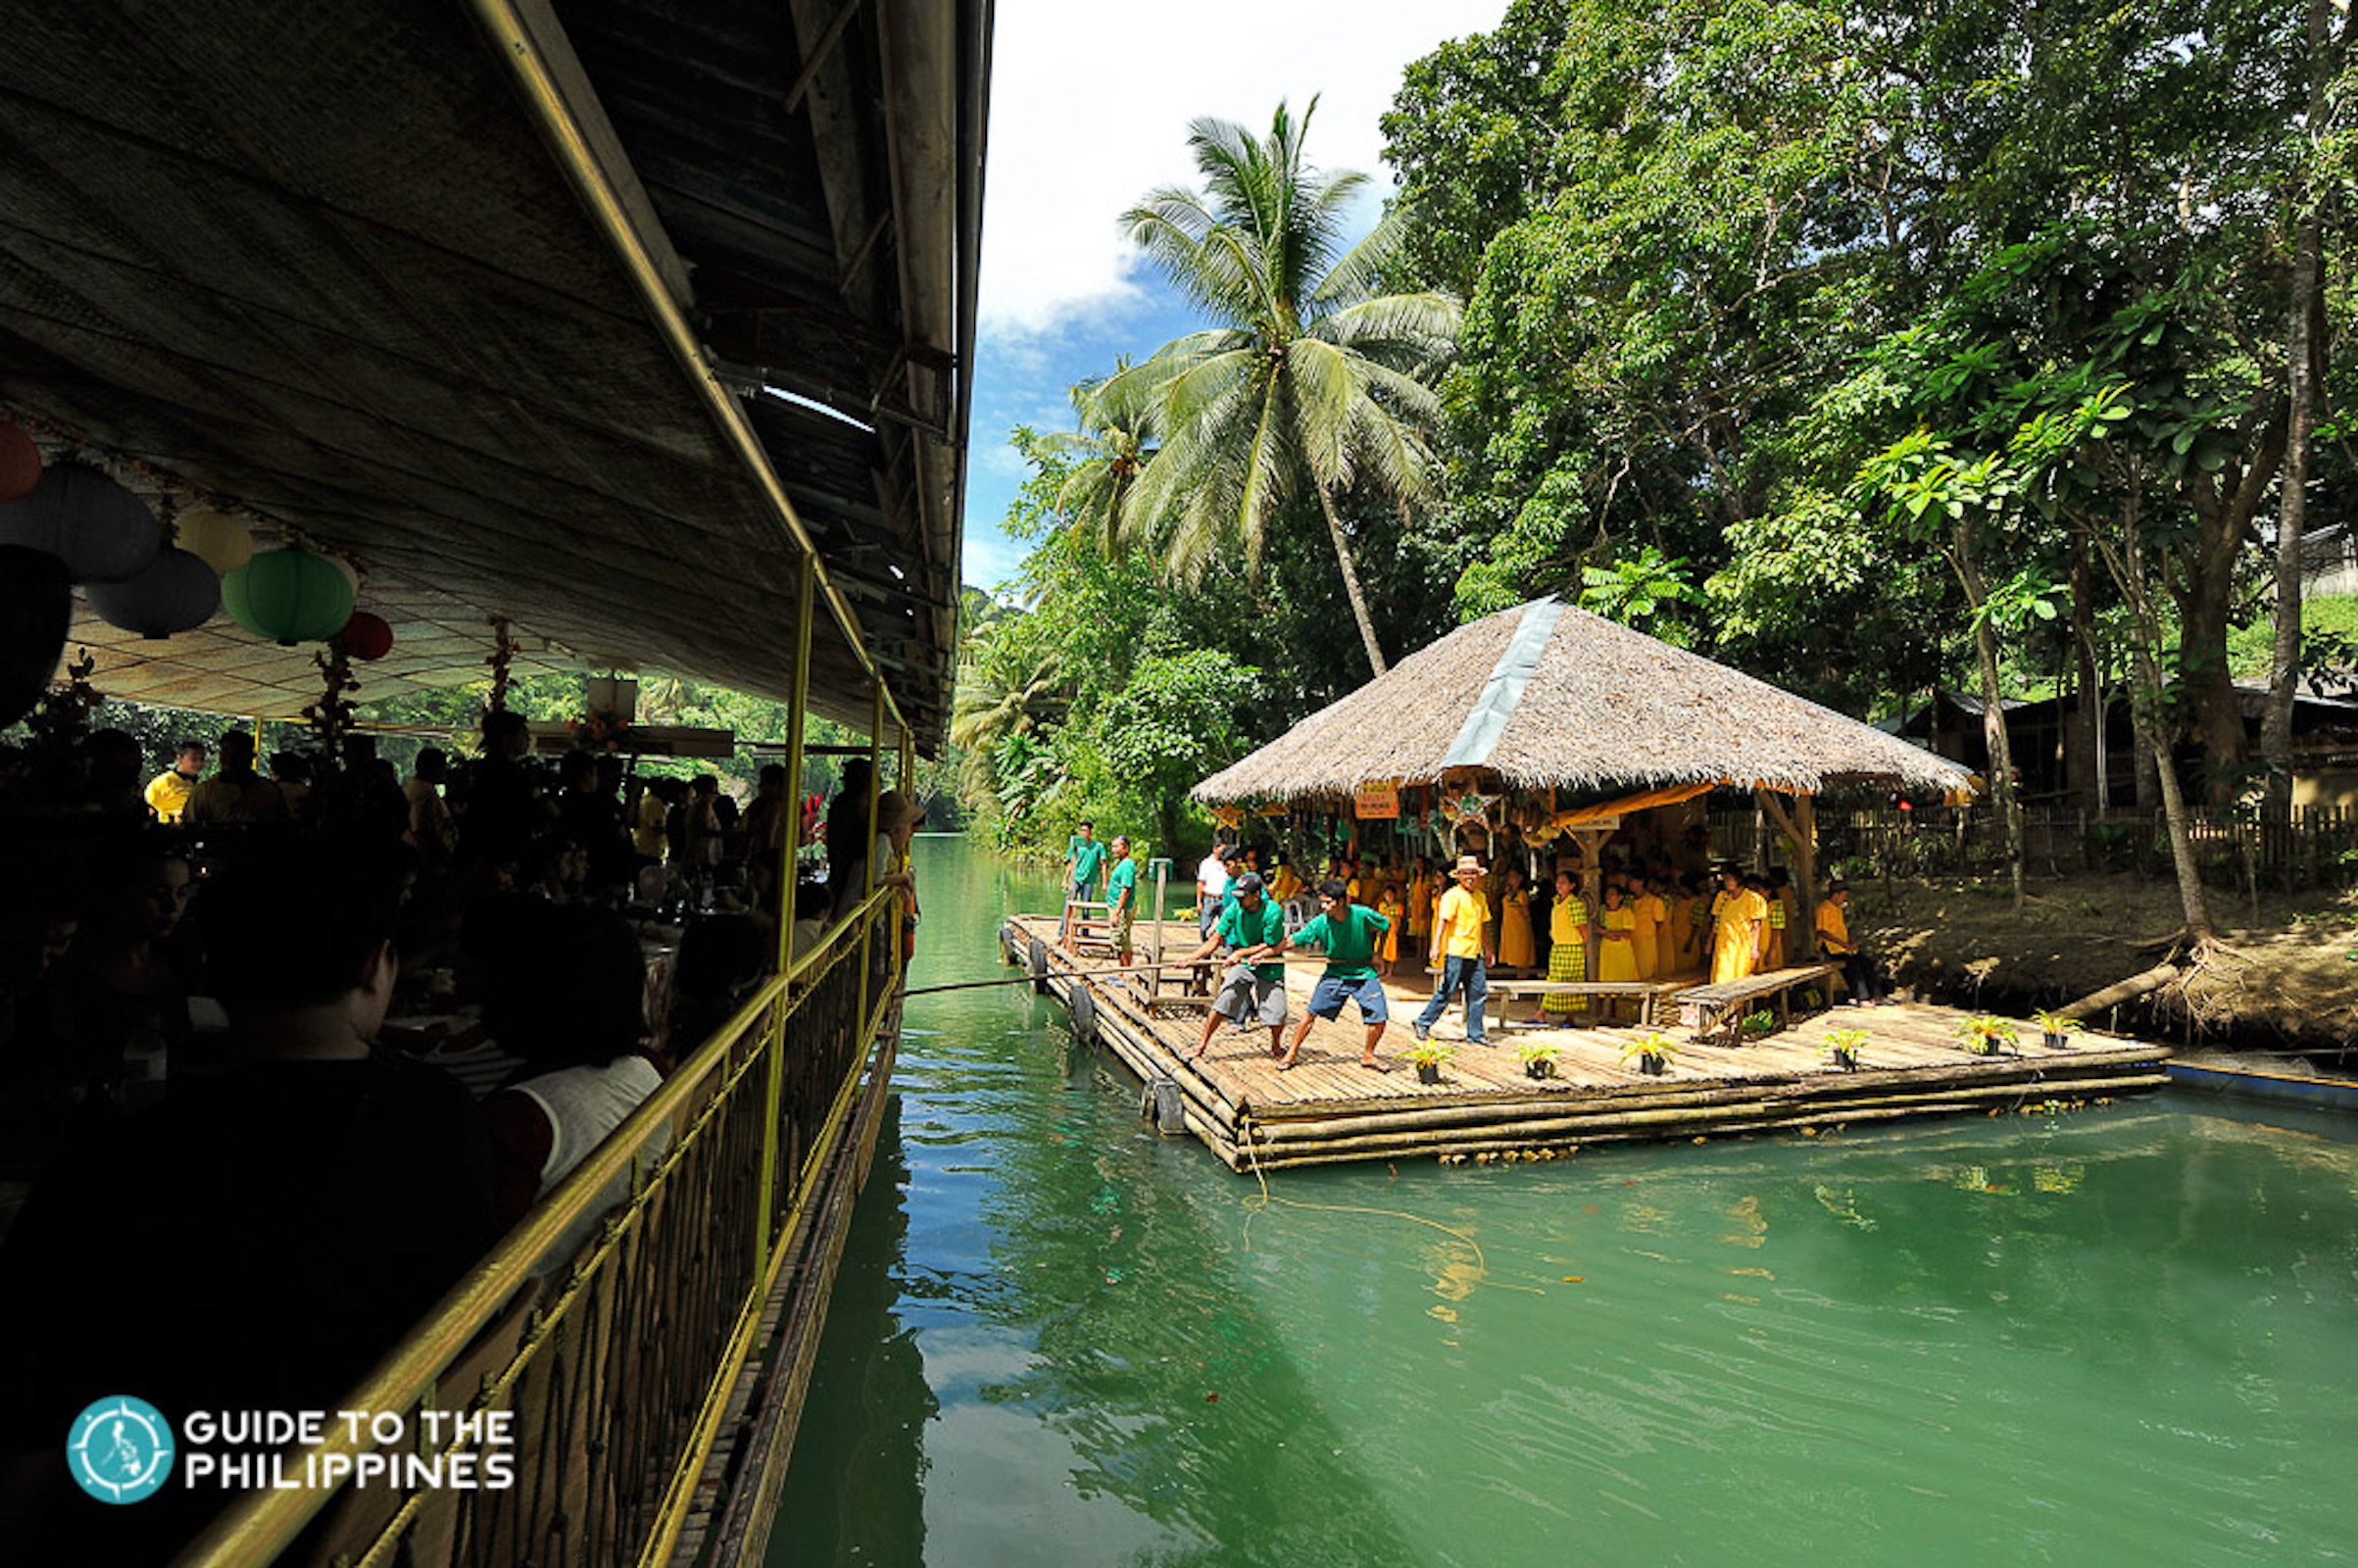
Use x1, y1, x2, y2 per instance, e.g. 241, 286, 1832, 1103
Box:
222, 547, 355, 646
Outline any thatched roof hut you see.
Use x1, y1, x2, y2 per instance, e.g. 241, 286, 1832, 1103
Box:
1194, 597, 1971, 803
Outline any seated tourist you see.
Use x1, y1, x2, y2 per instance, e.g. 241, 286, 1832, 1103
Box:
478, 904, 665, 1254
0, 840, 496, 1562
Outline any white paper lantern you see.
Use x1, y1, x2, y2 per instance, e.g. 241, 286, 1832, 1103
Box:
87, 546, 221, 639
0, 464, 161, 583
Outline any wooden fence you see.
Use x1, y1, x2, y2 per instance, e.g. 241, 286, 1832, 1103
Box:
1712, 804, 2358, 886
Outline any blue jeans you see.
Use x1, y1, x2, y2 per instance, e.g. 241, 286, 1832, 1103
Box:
1416, 955, 1489, 1042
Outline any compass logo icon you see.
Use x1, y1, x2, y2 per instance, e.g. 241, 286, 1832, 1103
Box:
67, 1396, 174, 1504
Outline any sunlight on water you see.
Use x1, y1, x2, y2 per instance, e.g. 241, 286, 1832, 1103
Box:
775, 837, 2358, 1568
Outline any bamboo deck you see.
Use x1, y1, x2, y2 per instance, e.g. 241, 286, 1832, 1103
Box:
1001, 914, 2173, 1171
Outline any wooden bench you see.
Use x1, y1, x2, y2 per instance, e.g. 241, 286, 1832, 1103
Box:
1672, 964, 1840, 1047
1481, 980, 1667, 1032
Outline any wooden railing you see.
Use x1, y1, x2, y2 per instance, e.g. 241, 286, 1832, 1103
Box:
172, 888, 904, 1568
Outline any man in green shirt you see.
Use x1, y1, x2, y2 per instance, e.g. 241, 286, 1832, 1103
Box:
1273, 879, 1393, 1072
1105, 836, 1139, 966
1060, 820, 1106, 944
1182, 873, 1289, 1061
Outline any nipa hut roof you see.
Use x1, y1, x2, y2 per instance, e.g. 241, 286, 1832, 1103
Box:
1194, 597, 1974, 802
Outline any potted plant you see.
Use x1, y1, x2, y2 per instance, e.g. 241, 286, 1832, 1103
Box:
1516, 1040, 1561, 1080
1823, 1027, 1868, 1071
1740, 1009, 1776, 1042
1954, 1015, 2019, 1056
1403, 1039, 1456, 1085
1621, 1033, 1678, 1077
2030, 1008, 2083, 1051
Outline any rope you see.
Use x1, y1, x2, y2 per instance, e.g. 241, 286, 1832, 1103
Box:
1236, 1121, 1496, 1288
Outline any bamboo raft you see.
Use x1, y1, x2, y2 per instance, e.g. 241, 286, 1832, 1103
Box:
1001, 914, 2173, 1172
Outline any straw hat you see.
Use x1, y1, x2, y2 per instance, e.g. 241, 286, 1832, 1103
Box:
1453, 855, 1483, 875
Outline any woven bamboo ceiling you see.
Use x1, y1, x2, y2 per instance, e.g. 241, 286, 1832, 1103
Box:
0, 0, 987, 750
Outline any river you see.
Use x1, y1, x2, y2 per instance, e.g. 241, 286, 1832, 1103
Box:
772, 835, 2358, 1567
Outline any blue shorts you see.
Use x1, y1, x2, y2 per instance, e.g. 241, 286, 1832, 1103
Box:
1308, 972, 1388, 1023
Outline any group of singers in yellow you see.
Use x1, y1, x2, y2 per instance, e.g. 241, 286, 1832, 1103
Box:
1257, 850, 1861, 1019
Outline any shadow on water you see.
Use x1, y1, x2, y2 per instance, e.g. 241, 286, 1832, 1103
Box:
771, 837, 1423, 1568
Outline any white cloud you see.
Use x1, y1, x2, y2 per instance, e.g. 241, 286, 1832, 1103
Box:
977, 0, 1507, 335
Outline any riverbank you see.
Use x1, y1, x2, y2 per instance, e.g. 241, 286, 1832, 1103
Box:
1860, 871, 2358, 1054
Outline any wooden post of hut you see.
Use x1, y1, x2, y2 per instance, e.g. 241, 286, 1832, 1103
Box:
1755, 790, 1822, 963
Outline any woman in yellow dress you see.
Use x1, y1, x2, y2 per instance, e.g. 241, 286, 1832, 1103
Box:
1631, 878, 1666, 981
1709, 867, 1768, 985
1405, 858, 1434, 945
1649, 875, 1681, 975
1497, 865, 1537, 970
1541, 870, 1590, 1021
1597, 883, 1640, 1020
1375, 882, 1406, 978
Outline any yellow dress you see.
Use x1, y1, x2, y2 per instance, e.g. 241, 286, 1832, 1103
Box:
1598, 906, 1640, 983
1631, 893, 1665, 981
1405, 875, 1433, 937
1498, 888, 1536, 968
1711, 890, 1767, 985
1376, 896, 1404, 963
1543, 894, 1590, 1017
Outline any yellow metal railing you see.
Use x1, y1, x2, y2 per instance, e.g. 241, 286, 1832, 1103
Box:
172, 887, 905, 1568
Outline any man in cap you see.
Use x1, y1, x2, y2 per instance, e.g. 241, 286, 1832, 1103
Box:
1415, 854, 1498, 1045
1105, 835, 1139, 967
1182, 871, 1288, 1060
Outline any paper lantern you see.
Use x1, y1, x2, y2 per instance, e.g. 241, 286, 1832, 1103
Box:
341, 610, 394, 661
174, 508, 254, 574
0, 544, 71, 726
0, 422, 40, 502
0, 463, 160, 583
222, 547, 355, 646
87, 546, 221, 639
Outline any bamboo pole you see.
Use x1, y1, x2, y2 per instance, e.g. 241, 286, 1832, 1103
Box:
774, 554, 815, 978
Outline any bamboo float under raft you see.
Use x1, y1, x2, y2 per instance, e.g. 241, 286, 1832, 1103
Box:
1000, 914, 2173, 1172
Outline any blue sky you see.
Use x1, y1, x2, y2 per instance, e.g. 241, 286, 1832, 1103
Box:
960, 0, 1509, 593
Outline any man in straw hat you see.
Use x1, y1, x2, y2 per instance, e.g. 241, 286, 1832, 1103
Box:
1415, 855, 1498, 1045
1182, 872, 1289, 1060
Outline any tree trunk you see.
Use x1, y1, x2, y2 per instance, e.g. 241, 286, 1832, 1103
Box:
2263, 0, 2332, 818
2068, 532, 2102, 806
1314, 483, 1389, 677
1950, 533, 2026, 915
2101, 502, 2217, 946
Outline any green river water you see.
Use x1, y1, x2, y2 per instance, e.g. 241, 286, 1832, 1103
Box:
773, 835, 2358, 1568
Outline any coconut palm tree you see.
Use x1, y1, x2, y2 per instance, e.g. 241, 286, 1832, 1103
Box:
1111, 99, 1458, 675
948, 645, 1065, 752
1040, 362, 1157, 552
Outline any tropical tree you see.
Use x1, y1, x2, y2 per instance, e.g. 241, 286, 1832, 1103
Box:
1041, 365, 1157, 553
949, 641, 1065, 753
1111, 100, 1459, 676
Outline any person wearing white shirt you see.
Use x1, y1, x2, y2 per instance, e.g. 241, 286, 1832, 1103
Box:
1197, 843, 1235, 937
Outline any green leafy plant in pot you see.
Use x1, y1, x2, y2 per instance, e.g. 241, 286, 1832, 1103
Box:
1823, 1027, 1868, 1072
1516, 1039, 1561, 1080
1621, 1032, 1678, 1077
1403, 1038, 1455, 1085
2030, 1009, 2083, 1051
1740, 1009, 1776, 1041
1954, 1015, 2019, 1056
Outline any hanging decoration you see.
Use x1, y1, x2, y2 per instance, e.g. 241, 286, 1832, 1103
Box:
0, 463, 161, 583
174, 507, 255, 574
484, 615, 516, 714
25, 648, 103, 756
1210, 803, 1245, 830
87, 546, 221, 639
222, 547, 355, 645
0, 544, 72, 727
0, 421, 41, 502
305, 642, 360, 763
341, 611, 394, 662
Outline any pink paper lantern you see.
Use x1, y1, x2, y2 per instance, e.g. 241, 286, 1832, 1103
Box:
342, 610, 394, 662
0, 422, 40, 502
